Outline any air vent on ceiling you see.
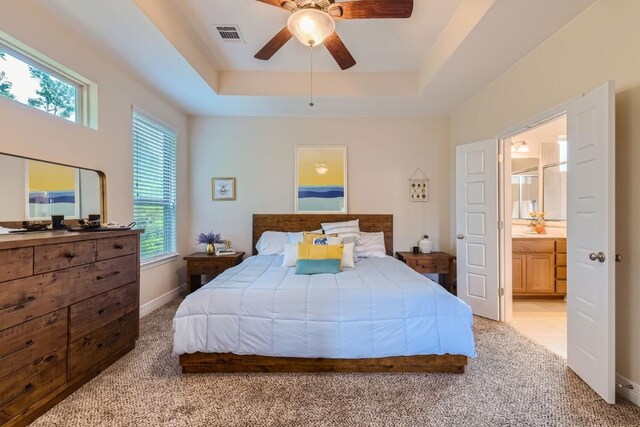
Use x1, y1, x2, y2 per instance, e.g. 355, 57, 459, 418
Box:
215, 25, 244, 43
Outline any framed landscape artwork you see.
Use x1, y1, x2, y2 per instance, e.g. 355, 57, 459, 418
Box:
295, 146, 347, 213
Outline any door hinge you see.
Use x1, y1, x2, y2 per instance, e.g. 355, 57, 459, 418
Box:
499, 288, 504, 297
497, 154, 504, 163
497, 220, 504, 230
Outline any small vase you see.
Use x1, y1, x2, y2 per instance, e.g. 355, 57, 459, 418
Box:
206, 243, 215, 255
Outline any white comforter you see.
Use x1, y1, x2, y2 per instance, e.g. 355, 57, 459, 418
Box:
173, 255, 476, 358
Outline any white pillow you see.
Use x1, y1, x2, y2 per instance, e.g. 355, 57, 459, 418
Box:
287, 229, 323, 244
321, 219, 360, 240
256, 231, 289, 255
281, 242, 355, 268
282, 243, 298, 267
356, 231, 386, 258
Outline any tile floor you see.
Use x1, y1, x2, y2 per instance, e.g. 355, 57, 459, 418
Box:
511, 299, 567, 358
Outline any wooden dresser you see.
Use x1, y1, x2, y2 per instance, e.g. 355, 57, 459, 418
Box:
0, 230, 142, 427
512, 237, 566, 298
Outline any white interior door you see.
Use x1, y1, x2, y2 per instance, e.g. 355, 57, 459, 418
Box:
456, 140, 499, 320
567, 81, 615, 403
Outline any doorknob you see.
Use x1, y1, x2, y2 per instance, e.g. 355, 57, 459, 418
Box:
589, 252, 606, 263
456, 234, 464, 240
615, 253, 622, 263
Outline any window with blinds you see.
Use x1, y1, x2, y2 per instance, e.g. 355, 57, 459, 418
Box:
132, 110, 177, 262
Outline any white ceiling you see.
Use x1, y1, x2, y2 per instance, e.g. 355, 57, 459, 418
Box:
33, 0, 597, 116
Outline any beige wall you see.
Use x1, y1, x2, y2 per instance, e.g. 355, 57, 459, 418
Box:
450, 0, 640, 386
189, 116, 451, 256
0, 0, 190, 306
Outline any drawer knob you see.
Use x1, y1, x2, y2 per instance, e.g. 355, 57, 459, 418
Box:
0, 339, 33, 360
0, 383, 33, 408
98, 332, 121, 349
96, 271, 120, 281
3, 295, 36, 311
113, 243, 124, 250
98, 302, 122, 315
64, 250, 77, 259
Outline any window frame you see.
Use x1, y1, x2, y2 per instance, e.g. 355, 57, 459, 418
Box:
0, 31, 97, 128
132, 107, 179, 265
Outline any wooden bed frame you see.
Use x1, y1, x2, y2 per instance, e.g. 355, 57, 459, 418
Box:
179, 214, 468, 374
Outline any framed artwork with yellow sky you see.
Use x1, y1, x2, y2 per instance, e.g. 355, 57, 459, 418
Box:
295, 146, 347, 213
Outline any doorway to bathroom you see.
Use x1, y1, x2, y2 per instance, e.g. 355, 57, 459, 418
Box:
506, 114, 568, 357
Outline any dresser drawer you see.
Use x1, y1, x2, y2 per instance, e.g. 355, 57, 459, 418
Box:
556, 239, 567, 253
96, 235, 138, 261
67, 254, 138, 305
0, 273, 67, 331
69, 310, 138, 379
0, 248, 33, 283
69, 282, 138, 341
34, 240, 96, 274
0, 309, 67, 378
512, 240, 555, 253
0, 347, 67, 424
406, 259, 449, 273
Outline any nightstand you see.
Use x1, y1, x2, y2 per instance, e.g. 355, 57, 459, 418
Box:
396, 251, 457, 294
184, 252, 245, 294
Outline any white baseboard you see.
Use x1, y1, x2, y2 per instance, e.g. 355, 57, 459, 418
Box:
616, 373, 640, 406
139, 283, 186, 318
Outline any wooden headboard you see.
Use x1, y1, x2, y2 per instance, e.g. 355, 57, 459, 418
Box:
252, 214, 393, 256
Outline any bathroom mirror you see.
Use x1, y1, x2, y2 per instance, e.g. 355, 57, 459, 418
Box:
543, 164, 567, 220
0, 153, 105, 224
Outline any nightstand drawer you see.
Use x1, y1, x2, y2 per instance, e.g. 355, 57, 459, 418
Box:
406, 259, 449, 273
189, 260, 229, 276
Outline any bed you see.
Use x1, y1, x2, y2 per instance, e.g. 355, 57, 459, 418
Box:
175, 214, 475, 373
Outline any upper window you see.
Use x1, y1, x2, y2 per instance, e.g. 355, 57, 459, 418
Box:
132, 109, 178, 263
0, 47, 78, 122
0, 32, 97, 128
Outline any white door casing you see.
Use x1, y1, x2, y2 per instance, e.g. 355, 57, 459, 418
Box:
456, 139, 499, 321
567, 81, 615, 404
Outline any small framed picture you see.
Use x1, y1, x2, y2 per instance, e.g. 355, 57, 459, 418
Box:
212, 177, 236, 201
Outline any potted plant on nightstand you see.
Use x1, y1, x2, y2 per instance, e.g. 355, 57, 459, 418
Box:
196, 232, 223, 255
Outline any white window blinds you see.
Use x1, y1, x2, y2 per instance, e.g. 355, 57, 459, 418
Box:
132, 110, 177, 262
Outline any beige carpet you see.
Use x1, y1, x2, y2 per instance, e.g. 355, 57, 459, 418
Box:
31, 299, 640, 427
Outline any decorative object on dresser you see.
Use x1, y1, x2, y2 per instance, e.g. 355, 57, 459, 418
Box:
512, 237, 566, 297
0, 229, 142, 427
295, 147, 347, 214
396, 251, 457, 294
212, 177, 236, 201
409, 167, 429, 202
183, 252, 245, 294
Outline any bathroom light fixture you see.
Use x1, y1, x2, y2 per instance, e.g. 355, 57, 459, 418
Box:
287, 8, 335, 47
315, 163, 329, 175
511, 140, 529, 153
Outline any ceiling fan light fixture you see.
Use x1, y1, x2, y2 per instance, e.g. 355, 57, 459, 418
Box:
287, 8, 335, 47
511, 140, 530, 153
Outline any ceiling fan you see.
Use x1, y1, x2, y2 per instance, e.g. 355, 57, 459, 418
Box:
254, 0, 414, 70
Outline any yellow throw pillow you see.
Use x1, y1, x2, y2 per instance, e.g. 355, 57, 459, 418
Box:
303, 232, 338, 243
298, 243, 344, 268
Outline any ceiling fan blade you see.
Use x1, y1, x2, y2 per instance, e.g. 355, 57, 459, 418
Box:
255, 0, 285, 8
255, 27, 293, 60
324, 32, 356, 70
331, 0, 414, 19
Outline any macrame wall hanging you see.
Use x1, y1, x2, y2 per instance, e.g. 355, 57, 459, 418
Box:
409, 168, 429, 202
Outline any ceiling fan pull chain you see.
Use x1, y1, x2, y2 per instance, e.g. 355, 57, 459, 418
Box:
309, 45, 314, 107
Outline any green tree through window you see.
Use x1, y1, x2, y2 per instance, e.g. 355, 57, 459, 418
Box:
28, 67, 75, 119
0, 52, 15, 99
